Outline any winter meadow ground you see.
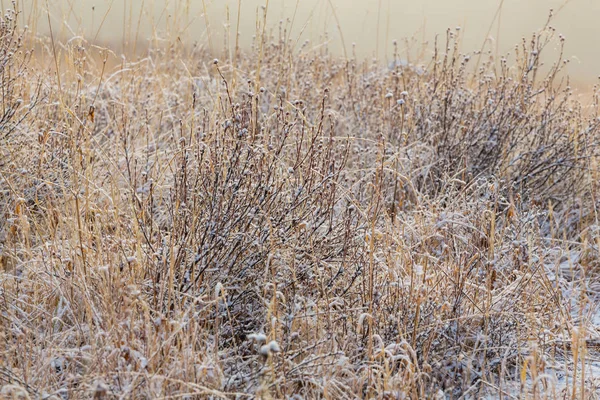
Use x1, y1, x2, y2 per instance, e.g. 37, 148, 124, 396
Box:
1, 4, 600, 399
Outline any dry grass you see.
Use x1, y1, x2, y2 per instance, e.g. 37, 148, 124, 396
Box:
1, 4, 600, 399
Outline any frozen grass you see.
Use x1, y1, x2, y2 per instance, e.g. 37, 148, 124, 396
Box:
1, 5, 600, 399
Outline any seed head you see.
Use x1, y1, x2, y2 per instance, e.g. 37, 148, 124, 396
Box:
248, 332, 267, 343
268, 340, 281, 352
259, 344, 270, 356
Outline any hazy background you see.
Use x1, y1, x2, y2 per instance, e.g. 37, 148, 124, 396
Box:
14, 0, 599, 88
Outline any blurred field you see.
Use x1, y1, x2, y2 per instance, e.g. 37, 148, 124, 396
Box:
1, 0, 600, 398
15, 0, 600, 89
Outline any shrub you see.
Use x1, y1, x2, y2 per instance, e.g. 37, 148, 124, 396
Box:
1, 9, 599, 399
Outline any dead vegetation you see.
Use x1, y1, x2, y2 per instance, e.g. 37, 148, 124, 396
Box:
1, 5, 600, 399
